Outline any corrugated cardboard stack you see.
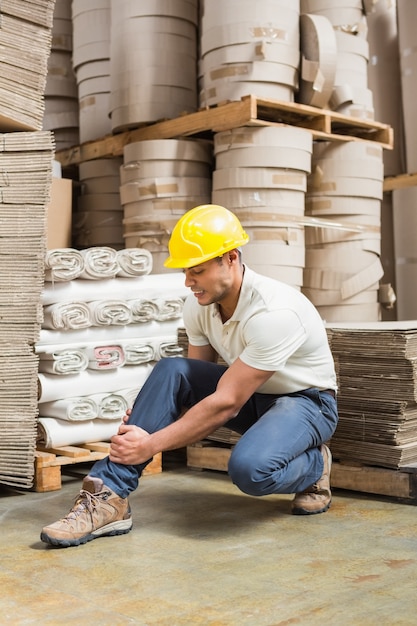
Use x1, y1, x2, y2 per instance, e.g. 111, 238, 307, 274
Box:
0, 131, 54, 487
328, 322, 417, 469
0, 0, 54, 130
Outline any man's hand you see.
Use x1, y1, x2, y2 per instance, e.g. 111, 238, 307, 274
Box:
109, 423, 153, 465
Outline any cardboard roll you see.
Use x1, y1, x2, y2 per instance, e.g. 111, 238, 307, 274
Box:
79, 158, 122, 179
74, 225, 124, 249
111, 15, 196, 39
79, 177, 121, 196
78, 75, 110, 98
312, 140, 382, 161
309, 158, 384, 183
215, 146, 312, 173
78, 193, 122, 212
247, 264, 303, 289
110, 30, 197, 56
212, 188, 306, 212
299, 13, 337, 108
121, 160, 211, 182
114, 0, 198, 24
123, 138, 212, 165
305, 195, 382, 218
212, 167, 307, 192
123, 196, 210, 220
76, 60, 110, 84
316, 302, 381, 323
334, 30, 369, 58
110, 93, 198, 131
202, 40, 300, 71
214, 125, 312, 153
302, 286, 379, 306
201, 0, 299, 29
113, 65, 197, 92
73, 210, 123, 231
244, 225, 305, 245
244, 242, 305, 268
79, 93, 112, 143
120, 177, 211, 204
200, 80, 294, 108
305, 243, 382, 270
305, 223, 380, 247
204, 60, 297, 88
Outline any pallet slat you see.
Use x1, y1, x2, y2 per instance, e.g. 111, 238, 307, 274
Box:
55, 95, 393, 168
34, 443, 162, 492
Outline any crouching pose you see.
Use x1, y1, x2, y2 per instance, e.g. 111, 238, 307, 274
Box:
41, 204, 338, 548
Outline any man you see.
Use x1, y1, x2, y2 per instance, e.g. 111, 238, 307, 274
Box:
41, 204, 338, 548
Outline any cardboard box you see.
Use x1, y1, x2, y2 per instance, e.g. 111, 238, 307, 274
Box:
47, 178, 72, 249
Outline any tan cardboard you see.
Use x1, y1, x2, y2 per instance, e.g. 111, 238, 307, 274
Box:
213, 168, 307, 192
47, 178, 72, 249
299, 13, 337, 108
215, 146, 312, 172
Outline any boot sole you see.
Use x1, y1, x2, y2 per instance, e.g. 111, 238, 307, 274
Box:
291, 499, 332, 515
40, 518, 133, 548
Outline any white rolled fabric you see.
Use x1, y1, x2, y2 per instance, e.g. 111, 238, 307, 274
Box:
38, 349, 89, 375
79, 247, 119, 279
129, 297, 184, 322
38, 363, 154, 402
44, 248, 85, 282
117, 387, 139, 407
42, 302, 92, 330
37, 417, 122, 448
91, 392, 129, 419
36, 320, 183, 351
88, 300, 133, 326
116, 248, 153, 277
38, 397, 98, 421
41, 273, 188, 306
129, 299, 160, 322
124, 342, 156, 364
158, 341, 184, 358
85, 345, 126, 370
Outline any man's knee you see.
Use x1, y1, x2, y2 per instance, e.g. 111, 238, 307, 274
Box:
228, 449, 267, 497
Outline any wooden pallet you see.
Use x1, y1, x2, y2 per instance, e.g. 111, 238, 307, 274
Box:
55, 94, 393, 168
187, 441, 417, 502
34, 442, 162, 492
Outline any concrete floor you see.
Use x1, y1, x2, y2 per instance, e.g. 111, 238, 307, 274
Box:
1, 457, 417, 626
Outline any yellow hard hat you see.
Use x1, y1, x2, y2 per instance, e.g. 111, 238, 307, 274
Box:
164, 204, 249, 269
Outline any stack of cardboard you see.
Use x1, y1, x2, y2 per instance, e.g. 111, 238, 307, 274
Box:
0, 131, 54, 487
328, 322, 417, 469
0, 0, 54, 131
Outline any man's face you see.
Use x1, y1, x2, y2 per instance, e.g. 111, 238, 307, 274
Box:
183, 255, 233, 306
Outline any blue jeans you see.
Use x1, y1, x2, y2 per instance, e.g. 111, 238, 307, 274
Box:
90, 357, 338, 499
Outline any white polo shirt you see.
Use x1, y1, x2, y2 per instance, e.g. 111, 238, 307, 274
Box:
183, 265, 337, 395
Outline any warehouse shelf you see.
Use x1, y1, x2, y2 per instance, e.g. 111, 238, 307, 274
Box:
54, 94, 394, 168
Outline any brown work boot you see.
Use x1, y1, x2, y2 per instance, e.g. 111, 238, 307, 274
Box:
40, 476, 132, 547
291, 444, 332, 515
